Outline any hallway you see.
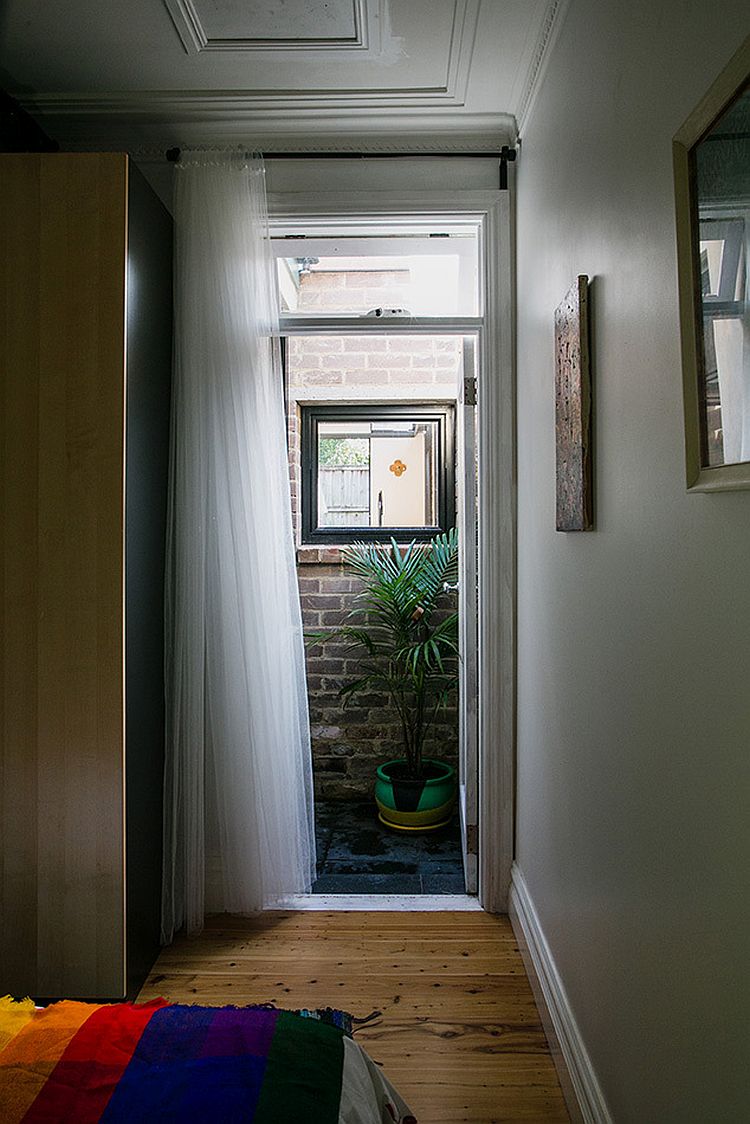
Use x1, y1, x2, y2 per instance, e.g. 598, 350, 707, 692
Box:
139, 911, 569, 1123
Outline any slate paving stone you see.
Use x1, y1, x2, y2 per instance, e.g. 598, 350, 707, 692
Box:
312, 798, 465, 895
314, 824, 334, 853
312, 872, 423, 894
325, 829, 394, 861
321, 859, 419, 876
420, 869, 467, 893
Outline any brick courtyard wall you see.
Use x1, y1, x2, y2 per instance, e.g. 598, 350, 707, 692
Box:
299, 556, 459, 800
288, 269, 461, 800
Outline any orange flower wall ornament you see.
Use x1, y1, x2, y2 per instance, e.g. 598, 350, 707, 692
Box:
389, 459, 407, 477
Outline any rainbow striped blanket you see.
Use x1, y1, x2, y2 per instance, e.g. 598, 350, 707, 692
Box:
0, 996, 415, 1123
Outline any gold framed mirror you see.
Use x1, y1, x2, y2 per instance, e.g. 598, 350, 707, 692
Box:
674, 36, 750, 491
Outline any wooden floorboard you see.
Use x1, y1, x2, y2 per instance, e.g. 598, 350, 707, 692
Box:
139, 910, 570, 1124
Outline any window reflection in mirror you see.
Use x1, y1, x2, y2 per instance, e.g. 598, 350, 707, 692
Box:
693, 82, 750, 467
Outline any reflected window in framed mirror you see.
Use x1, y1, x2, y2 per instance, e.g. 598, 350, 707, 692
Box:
674, 37, 750, 490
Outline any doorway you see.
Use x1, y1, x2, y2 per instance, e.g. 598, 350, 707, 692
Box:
268, 197, 512, 910
287, 349, 472, 897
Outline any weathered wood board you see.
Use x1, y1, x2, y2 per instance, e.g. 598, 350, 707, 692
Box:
555, 275, 592, 531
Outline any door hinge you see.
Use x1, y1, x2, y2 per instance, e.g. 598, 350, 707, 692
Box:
464, 376, 477, 406
466, 824, 478, 855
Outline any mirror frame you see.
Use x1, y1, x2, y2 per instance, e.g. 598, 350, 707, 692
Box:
673, 35, 750, 491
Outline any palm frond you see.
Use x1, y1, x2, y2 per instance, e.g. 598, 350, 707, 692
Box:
314, 530, 460, 775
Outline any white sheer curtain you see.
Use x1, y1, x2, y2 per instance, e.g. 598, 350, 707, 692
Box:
161, 151, 316, 942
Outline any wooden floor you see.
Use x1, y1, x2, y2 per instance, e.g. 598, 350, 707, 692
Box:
139, 910, 570, 1124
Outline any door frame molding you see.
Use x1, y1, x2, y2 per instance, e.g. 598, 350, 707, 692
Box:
269, 190, 515, 912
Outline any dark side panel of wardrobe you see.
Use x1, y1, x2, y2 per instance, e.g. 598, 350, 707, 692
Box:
125, 161, 173, 1000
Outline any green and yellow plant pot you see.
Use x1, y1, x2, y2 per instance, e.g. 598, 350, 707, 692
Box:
375, 759, 456, 832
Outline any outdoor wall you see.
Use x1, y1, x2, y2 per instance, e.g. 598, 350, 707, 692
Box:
299, 557, 458, 800
287, 297, 460, 800
515, 5, 750, 1122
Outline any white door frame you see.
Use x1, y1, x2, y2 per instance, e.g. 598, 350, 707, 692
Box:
269, 190, 515, 913
456, 336, 479, 894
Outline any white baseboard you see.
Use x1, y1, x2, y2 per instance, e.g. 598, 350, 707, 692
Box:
509, 864, 613, 1124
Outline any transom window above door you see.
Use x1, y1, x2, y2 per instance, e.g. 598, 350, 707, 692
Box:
272, 225, 481, 318
301, 403, 455, 544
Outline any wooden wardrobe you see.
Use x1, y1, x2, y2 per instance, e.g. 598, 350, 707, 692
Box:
0, 153, 173, 1000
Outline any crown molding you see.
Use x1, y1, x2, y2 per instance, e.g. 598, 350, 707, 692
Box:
20, 1, 480, 122
48, 114, 514, 156
515, 0, 571, 137
25, 87, 471, 117
125, 132, 509, 162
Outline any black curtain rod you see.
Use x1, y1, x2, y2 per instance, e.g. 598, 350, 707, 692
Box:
165, 146, 517, 188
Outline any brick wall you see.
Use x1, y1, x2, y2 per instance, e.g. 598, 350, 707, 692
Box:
292, 267, 412, 314
299, 559, 458, 800
287, 270, 461, 800
286, 334, 460, 544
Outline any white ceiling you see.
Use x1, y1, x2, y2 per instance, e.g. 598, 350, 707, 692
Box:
0, 0, 564, 151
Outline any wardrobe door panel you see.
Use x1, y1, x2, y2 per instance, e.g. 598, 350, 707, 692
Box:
0, 154, 128, 999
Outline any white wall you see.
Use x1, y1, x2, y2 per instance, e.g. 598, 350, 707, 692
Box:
136, 155, 501, 214
515, 5, 750, 1122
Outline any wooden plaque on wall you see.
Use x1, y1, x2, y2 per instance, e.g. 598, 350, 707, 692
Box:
554, 275, 592, 531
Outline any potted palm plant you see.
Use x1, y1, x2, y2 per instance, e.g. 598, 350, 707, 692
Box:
312, 529, 459, 831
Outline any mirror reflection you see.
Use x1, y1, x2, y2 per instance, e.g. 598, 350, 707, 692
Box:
694, 82, 750, 466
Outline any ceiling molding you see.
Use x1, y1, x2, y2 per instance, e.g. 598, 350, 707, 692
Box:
2, 0, 543, 156
24, 82, 469, 119
163, 0, 206, 53
22, 0, 480, 126
43, 113, 514, 154
127, 133, 507, 160
163, 0, 372, 55
515, 0, 570, 136
444, 0, 480, 108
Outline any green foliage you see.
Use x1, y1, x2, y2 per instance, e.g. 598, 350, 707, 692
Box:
318, 437, 370, 467
310, 529, 459, 779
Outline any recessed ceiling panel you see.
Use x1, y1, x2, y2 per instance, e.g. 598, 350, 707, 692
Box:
197, 0, 359, 40
166, 0, 364, 52
0, 0, 557, 148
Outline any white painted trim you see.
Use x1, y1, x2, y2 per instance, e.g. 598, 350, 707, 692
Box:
268, 191, 503, 220
24, 4, 483, 119
24, 92, 499, 115
272, 893, 481, 911
477, 189, 515, 914
515, 0, 572, 137
268, 189, 515, 917
457, 337, 479, 895
278, 316, 483, 336
129, 137, 508, 162
163, 0, 206, 54
509, 865, 614, 1124
45, 120, 514, 155
445, 0, 481, 108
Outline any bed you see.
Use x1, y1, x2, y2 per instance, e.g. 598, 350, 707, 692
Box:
0, 996, 416, 1122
